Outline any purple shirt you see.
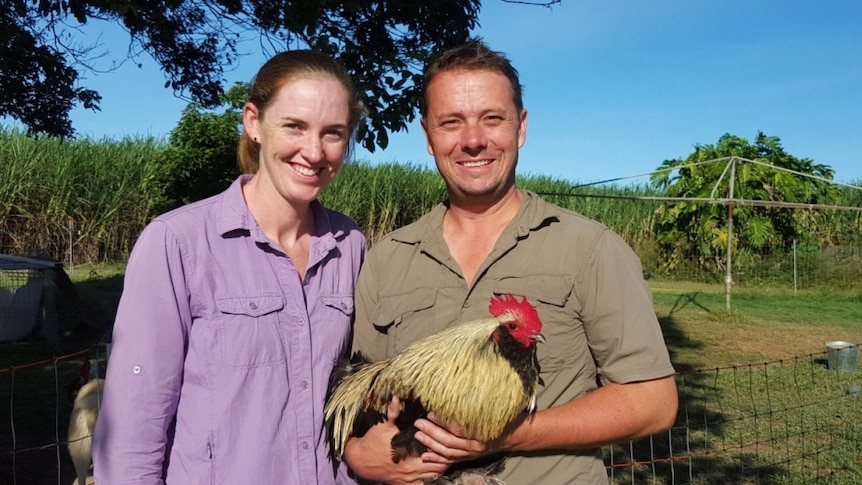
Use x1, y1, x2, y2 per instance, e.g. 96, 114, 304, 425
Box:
93, 175, 365, 484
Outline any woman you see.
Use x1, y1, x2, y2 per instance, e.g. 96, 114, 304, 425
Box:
93, 50, 366, 484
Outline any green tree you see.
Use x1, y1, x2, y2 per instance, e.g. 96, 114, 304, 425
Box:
0, 5, 101, 137
159, 82, 247, 211
650, 132, 837, 272
1, 0, 489, 149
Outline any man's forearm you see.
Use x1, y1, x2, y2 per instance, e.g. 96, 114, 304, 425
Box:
499, 376, 678, 452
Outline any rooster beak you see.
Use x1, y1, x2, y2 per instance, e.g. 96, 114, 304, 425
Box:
531, 333, 546, 344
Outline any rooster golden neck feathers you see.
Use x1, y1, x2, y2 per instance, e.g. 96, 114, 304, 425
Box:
489, 294, 544, 348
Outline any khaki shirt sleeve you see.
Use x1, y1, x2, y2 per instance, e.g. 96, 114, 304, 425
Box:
578, 229, 675, 384
351, 243, 388, 361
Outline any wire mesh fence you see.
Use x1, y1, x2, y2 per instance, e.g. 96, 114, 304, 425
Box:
3, 217, 861, 296
607, 353, 862, 484
1, 346, 859, 484
1, 260, 66, 352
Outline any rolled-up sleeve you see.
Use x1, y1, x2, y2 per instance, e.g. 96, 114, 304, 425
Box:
93, 221, 191, 485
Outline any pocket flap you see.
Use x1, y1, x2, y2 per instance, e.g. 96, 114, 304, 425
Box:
372, 287, 438, 330
322, 295, 354, 316
493, 275, 571, 307
216, 294, 284, 317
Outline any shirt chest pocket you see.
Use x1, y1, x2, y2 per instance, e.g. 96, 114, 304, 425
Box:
316, 295, 355, 362
493, 275, 582, 372
373, 288, 439, 355
215, 294, 286, 369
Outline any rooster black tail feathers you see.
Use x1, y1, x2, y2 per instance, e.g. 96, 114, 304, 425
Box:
324, 351, 388, 471
349, 350, 371, 365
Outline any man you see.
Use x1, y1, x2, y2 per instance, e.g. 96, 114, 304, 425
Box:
342, 40, 678, 484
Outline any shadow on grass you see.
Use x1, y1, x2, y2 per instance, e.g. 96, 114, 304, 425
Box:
605, 300, 862, 484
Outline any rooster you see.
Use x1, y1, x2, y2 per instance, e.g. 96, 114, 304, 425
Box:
324, 294, 544, 483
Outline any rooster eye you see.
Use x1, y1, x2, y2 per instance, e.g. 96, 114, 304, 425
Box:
507, 322, 518, 331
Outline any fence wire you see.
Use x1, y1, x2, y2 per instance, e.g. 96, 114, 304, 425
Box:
606, 353, 862, 484
1, 347, 860, 484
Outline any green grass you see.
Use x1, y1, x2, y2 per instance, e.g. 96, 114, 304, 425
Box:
64, 262, 126, 333
650, 281, 862, 370
608, 356, 862, 484
33, 264, 862, 370
620, 280, 862, 484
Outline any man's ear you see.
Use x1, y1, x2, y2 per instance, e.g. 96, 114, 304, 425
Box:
518, 109, 528, 148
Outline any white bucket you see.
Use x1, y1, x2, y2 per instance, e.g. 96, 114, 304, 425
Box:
826, 341, 858, 372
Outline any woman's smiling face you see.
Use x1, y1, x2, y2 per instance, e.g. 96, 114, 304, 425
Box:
243, 76, 351, 204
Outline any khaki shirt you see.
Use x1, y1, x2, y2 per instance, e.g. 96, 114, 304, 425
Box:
352, 190, 675, 484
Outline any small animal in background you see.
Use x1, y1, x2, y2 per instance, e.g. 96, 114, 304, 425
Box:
68, 369, 104, 485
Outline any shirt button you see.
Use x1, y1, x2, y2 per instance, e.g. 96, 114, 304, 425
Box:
249, 302, 258, 310
132, 365, 142, 375
298, 318, 305, 325
463, 300, 471, 308
301, 380, 309, 390
301, 442, 310, 451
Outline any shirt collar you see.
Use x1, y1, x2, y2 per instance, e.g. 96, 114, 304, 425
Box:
391, 190, 554, 246
215, 175, 253, 236
215, 174, 341, 250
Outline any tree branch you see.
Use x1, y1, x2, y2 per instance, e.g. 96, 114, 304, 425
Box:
500, 0, 562, 9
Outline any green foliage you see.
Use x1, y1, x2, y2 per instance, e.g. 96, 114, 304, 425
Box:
651, 132, 840, 273
160, 83, 245, 211
0, 127, 169, 261
321, 161, 446, 242
0, 5, 101, 138
519, 174, 660, 252
806, 183, 862, 247
2, 128, 861, 287
3, 0, 482, 150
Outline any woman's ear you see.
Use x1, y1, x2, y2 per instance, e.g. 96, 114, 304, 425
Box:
243, 102, 261, 142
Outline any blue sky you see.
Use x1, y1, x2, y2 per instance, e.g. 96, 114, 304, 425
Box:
58, 0, 862, 185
